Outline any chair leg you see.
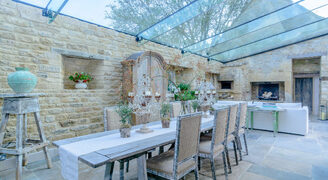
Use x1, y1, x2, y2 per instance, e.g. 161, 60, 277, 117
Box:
222, 151, 228, 180
225, 146, 232, 174
119, 161, 124, 180
194, 168, 199, 180
126, 160, 129, 173
243, 133, 248, 155
233, 140, 238, 165
198, 157, 201, 170
236, 136, 242, 161
195, 157, 199, 180
210, 157, 216, 180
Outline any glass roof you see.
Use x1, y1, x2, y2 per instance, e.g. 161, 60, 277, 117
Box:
14, 0, 328, 63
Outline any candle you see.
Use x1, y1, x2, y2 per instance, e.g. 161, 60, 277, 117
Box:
195, 91, 199, 95
155, 92, 160, 97
128, 92, 134, 97
145, 91, 151, 96
212, 90, 216, 95
207, 90, 211, 94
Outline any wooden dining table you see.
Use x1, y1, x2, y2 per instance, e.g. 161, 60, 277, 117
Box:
53, 116, 215, 180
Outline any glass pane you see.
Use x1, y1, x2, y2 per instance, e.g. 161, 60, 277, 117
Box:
184, 0, 324, 53
212, 18, 328, 62
153, 0, 250, 49
207, 4, 328, 57
138, 0, 213, 40
46, 0, 67, 11
105, 0, 194, 35
17, 0, 49, 8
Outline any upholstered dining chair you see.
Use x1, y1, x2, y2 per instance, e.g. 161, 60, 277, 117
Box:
147, 112, 202, 180
103, 107, 150, 179
198, 108, 230, 180
235, 103, 248, 161
225, 104, 239, 173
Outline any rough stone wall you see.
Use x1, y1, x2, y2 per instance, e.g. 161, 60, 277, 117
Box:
0, 0, 222, 143
221, 34, 328, 105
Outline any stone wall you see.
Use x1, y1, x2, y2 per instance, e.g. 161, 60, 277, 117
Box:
221, 34, 328, 106
0, 0, 222, 144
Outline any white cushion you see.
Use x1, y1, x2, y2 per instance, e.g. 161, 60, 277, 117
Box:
276, 103, 302, 109
252, 106, 309, 135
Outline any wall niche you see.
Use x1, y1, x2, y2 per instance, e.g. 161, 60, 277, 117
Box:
62, 56, 105, 89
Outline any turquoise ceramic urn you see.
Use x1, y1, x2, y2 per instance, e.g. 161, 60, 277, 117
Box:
7, 67, 37, 94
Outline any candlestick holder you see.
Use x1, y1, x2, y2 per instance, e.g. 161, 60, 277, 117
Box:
128, 74, 161, 133
195, 80, 216, 118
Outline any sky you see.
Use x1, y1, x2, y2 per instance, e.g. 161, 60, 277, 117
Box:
22, 0, 112, 26
21, 0, 328, 28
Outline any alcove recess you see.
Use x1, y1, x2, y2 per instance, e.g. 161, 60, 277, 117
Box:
62, 55, 105, 90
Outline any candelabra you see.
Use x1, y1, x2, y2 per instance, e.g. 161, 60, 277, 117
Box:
127, 73, 161, 133
195, 80, 216, 118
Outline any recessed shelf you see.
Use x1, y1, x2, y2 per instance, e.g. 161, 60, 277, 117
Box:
62, 56, 105, 90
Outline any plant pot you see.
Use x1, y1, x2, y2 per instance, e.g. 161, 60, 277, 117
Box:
75, 80, 87, 89
119, 127, 131, 138
161, 117, 170, 128
7, 67, 37, 94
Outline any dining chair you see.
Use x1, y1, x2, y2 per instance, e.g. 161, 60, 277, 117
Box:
225, 104, 239, 173
198, 108, 230, 180
103, 107, 151, 179
235, 103, 248, 161
147, 112, 202, 180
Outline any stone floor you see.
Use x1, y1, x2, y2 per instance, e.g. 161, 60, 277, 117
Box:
1, 118, 328, 180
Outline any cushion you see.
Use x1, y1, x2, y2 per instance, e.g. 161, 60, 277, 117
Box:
199, 139, 224, 155
276, 103, 302, 109
147, 150, 196, 175
227, 134, 235, 142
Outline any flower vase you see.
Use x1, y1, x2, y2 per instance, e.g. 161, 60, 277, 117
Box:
161, 116, 170, 128
75, 80, 87, 89
7, 67, 37, 93
120, 127, 131, 138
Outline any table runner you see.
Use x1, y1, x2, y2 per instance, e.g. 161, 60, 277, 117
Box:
59, 117, 213, 180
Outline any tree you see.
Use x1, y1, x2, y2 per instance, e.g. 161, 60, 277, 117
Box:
106, 0, 250, 50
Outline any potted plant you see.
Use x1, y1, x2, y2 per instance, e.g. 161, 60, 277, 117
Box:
160, 103, 171, 128
116, 103, 133, 138
69, 72, 93, 89
191, 101, 199, 112
174, 83, 196, 114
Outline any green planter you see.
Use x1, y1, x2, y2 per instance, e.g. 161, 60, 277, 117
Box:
7, 67, 37, 93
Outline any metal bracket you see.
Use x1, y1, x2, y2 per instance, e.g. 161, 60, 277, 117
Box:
136, 36, 149, 46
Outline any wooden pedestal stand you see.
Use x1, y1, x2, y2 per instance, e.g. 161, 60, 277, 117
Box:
0, 93, 52, 180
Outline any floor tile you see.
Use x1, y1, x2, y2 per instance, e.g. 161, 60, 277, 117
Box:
247, 164, 310, 180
